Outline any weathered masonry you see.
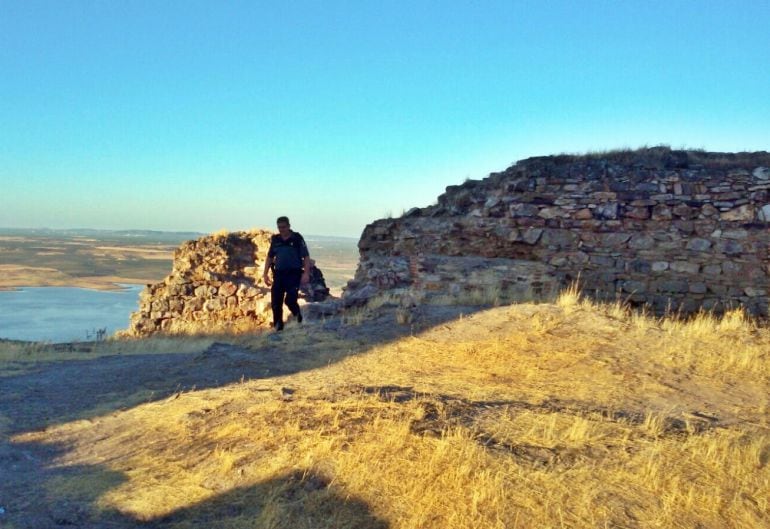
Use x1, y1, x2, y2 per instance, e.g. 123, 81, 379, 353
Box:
124, 230, 330, 336
343, 148, 770, 315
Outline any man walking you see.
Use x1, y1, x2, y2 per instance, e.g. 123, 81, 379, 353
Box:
262, 216, 310, 331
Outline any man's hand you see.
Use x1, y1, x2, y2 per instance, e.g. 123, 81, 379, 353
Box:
301, 271, 310, 286
263, 272, 272, 287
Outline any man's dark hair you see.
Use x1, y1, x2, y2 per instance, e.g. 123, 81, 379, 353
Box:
276, 216, 290, 225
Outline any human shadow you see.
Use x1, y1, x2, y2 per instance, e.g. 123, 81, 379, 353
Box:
0, 438, 388, 529
149, 470, 388, 529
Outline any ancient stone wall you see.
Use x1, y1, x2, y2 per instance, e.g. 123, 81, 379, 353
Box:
343, 148, 770, 315
124, 230, 330, 336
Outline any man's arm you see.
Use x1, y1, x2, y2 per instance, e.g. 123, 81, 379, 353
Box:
263, 236, 277, 286
263, 255, 274, 286
297, 234, 311, 285
301, 256, 311, 285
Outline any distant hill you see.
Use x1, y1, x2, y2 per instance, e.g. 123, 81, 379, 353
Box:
0, 228, 358, 245
0, 227, 205, 244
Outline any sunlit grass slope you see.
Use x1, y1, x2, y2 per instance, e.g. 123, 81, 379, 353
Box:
14, 293, 770, 528
0, 337, 218, 377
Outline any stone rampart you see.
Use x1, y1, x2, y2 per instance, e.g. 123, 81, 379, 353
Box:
343, 148, 770, 315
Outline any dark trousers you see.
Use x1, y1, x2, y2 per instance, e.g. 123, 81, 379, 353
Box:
271, 269, 302, 326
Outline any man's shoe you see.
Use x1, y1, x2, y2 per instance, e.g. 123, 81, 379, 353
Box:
297, 313, 303, 324
275, 322, 284, 332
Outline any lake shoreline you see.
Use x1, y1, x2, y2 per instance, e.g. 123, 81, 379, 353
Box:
0, 270, 153, 292
0, 285, 145, 342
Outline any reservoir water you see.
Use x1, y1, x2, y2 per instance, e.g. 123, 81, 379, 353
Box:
0, 285, 143, 343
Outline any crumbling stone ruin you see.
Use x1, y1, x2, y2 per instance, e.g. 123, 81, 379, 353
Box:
124, 230, 330, 336
343, 147, 770, 315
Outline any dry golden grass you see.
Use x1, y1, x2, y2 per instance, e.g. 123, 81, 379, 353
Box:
0, 336, 216, 377
556, 145, 770, 169
10, 293, 770, 528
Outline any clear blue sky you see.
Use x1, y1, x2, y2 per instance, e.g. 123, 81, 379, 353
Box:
2, 1, 769, 237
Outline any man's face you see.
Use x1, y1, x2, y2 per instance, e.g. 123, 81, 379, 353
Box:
277, 222, 290, 237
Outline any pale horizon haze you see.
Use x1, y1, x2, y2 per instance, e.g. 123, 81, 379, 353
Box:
2, 1, 769, 237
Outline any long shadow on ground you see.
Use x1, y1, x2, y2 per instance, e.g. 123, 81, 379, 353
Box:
1, 448, 387, 529
1, 304, 480, 435
0, 304, 480, 528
